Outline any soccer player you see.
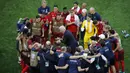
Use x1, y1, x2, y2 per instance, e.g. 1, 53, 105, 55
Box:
116, 37, 125, 73
30, 42, 41, 73
78, 2, 87, 16
16, 31, 31, 73
103, 24, 111, 34
93, 20, 103, 35
50, 13, 64, 44
38, 45, 50, 73
66, 9, 80, 40
109, 30, 125, 73
88, 7, 101, 21
79, 9, 87, 23
81, 16, 97, 49
81, 3, 87, 9
49, 5, 61, 21
55, 53, 89, 73
31, 15, 43, 43
38, 1, 50, 16
61, 7, 69, 21
56, 46, 69, 73
87, 39, 116, 73
41, 41, 59, 73
40, 13, 52, 44
79, 9, 87, 40
71, 1, 81, 15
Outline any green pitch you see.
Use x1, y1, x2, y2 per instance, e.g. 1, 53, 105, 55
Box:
0, 0, 130, 73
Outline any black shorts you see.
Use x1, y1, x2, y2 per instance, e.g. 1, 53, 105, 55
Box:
110, 57, 115, 66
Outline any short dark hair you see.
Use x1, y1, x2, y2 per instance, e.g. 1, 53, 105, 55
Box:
27, 33, 32, 37
92, 46, 99, 54
99, 39, 106, 47
54, 5, 58, 7
67, 46, 71, 53
93, 20, 98, 25
104, 33, 108, 39
90, 36, 96, 41
23, 27, 28, 35
36, 15, 40, 18
109, 30, 115, 35
91, 36, 99, 41
87, 14, 92, 18
63, 7, 67, 10
103, 20, 109, 25
74, 1, 79, 5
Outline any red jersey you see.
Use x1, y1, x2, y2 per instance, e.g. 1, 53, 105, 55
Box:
49, 11, 61, 18
96, 21, 103, 35
27, 39, 33, 46
61, 12, 69, 19
73, 7, 81, 15
111, 38, 119, 50
40, 15, 52, 31
30, 19, 33, 23
66, 15, 77, 32
78, 8, 82, 15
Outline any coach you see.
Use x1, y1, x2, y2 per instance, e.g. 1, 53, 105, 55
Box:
59, 26, 78, 55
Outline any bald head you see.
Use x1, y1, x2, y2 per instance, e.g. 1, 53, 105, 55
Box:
59, 26, 66, 33
78, 46, 84, 51
46, 41, 51, 46
82, 9, 87, 13
61, 46, 67, 52
89, 7, 95, 14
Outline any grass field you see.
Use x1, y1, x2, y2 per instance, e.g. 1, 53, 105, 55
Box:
0, 0, 130, 73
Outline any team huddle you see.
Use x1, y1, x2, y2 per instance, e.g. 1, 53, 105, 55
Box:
16, 0, 125, 73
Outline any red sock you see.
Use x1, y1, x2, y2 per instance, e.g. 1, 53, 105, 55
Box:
21, 64, 29, 73
115, 61, 119, 73
20, 60, 25, 70
120, 60, 125, 72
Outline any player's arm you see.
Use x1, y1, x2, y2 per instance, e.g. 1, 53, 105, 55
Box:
38, 8, 42, 16
76, 26, 79, 38
66, 21, 75, 26
81, 20, 86, 32
101, 55, 108, 66
55, 64, 69, 70
49, 22, 52, 34
41, 21, 44, 37
78, 66, 89, 72
111, 32, 119, 37
42, 28, 44, 37
65, 16, 74, 26
83, 57, 95, 64
16, 33, 23, 40
65, 53, 84, 60
69, 55, 83, 59
76, 16, 80, 35
94, 25, 98, 36
28, 43, 41, 49
87, 53, 101, 58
